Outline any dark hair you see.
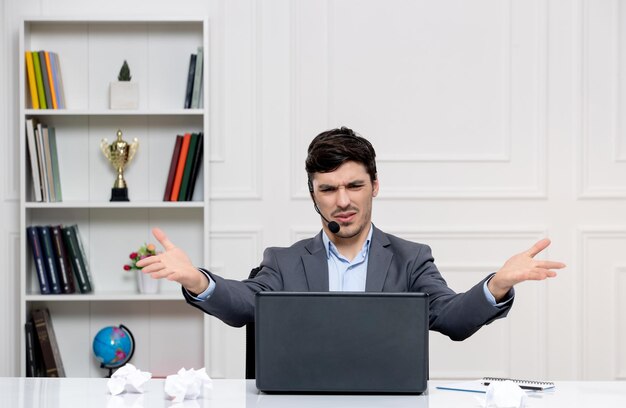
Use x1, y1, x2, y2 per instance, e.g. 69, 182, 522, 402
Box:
305, 126, 377, 192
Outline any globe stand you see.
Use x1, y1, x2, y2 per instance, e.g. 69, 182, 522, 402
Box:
101, 364, 115, 379
95, 324, 136, 378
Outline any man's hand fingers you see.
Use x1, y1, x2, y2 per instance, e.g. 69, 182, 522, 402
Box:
152, 227, 176, 251
526, 238, 551, 258
535, 260, 566, 269
526, 267, 558, 280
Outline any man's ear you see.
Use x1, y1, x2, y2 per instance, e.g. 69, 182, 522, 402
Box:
372, 178, 379, 197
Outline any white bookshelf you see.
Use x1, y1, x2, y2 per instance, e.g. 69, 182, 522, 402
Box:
19, 17, 209, 378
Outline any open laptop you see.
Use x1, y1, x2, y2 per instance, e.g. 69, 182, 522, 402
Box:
255, 292, 429, 394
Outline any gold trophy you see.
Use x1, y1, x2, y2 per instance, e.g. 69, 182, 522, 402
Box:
100, 129, 139, 201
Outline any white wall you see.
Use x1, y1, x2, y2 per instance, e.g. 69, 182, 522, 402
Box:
2, 0, 624, 380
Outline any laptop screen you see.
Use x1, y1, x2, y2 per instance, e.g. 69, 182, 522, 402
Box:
255, 292, 429, 394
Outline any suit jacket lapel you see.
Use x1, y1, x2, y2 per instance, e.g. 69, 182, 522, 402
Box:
365, 226, 393, 292
302, 232, 329, 291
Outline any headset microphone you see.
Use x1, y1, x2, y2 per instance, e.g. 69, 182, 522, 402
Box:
308, 178, 340, 234
313, 202, 341, 234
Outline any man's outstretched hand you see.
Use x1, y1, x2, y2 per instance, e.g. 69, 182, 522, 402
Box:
136, 227, 209, 295
488, 238, 566, 302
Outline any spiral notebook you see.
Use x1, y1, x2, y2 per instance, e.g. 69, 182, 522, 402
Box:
437, 377, 555, 393
481, 377, 555, 391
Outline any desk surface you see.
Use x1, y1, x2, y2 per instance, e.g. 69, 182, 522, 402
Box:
1, 378, 625, 407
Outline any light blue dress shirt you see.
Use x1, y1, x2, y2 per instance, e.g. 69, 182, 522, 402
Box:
322, 225, 372, 291
191, 224, 510, 307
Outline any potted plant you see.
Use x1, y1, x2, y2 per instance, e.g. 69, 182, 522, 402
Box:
124, 243, 160, 294
110, 60, 139, 109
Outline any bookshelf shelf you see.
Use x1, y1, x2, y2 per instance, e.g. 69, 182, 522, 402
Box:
25, 201, 205, 209
25, 109, 204, 116
25, 292, 185, 302
19, 17, 209, 378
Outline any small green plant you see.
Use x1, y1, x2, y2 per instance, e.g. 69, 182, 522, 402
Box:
118, 60, 132, 81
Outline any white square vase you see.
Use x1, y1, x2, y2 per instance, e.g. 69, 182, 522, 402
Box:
110, 82, 139, 109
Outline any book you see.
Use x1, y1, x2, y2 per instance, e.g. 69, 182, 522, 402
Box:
37, 226, 62, 294
184, 53, 197, 109
24, 319, 44, 377
170, 133, 191, 201
191, 46, 203, 109
61, 224, 92, 293
38, 51, 53, 110
24, 51, 39, 109
44, 51, 58, 109
26, 226, 50, 294
163, 135, 183, 201
25, 118, 43, 202
185, 132, 203, 201
50, 225, 76, 294
178, 132, 199, 201
31, 308, 65, 377
31, 51, 47, 109
51, 52, 66, 109
42, 126, 56, 202
48, 127, 62, 202
72, 224, 94, 292
35, 123, 50, 201
481, 377, 555, 391
199, 73, 204, 109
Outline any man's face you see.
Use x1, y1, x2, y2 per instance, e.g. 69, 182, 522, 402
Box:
311, 161, 379, 240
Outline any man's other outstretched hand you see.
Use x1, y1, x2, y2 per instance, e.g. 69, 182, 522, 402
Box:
488, 238, 566, 302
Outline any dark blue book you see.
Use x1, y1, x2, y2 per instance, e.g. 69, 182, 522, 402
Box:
37, 226, 62, 294
26, 226, 50, 294
50, 225, 76, 294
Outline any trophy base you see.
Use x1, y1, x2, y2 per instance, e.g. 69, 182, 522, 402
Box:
110, 187, 129, 202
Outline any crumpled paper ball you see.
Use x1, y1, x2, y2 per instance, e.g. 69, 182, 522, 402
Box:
481, 380, 527, 408
106, 364, 152, 396
164, 367, 213, 403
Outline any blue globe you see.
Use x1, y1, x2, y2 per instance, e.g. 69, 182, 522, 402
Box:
92, 325, 135, 369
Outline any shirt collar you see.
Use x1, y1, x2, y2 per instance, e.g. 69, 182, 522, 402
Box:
322, 223, 374, 260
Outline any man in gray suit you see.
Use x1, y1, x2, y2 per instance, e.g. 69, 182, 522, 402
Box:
138, 127, 565, 341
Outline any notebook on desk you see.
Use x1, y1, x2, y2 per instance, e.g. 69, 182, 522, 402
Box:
254, 292, 429, 394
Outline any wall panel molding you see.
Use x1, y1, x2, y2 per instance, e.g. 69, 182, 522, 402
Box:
578, 228, 626, 379
207, 228, 261, 379
578, 0, 626, 198
210, 0, 262, 200
290, 0, 547, 199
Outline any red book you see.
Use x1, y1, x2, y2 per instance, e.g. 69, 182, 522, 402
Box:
163, 135, 183, 201
170, 133, 191, 201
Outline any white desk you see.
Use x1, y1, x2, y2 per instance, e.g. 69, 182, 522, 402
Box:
1, 378, 625, 407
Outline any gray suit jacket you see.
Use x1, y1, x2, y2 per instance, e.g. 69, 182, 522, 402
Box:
183, 225, 513, 341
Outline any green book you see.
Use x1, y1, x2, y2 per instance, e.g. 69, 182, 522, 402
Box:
61, 224, 92, 293
178, 133, 199, 201
31, 51, 47, 109
48, 127, 62, 202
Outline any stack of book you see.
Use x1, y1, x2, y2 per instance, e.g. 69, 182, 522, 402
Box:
26, 224, 93, 295
25, 118, 62, 202
163, 132, 204, 201
25, 308, 65, 377
25, 50, 66, 110
184, 46, 204, 109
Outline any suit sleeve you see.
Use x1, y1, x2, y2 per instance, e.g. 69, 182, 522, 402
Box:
181, 248, 284, 327
410, 244, 514, 341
